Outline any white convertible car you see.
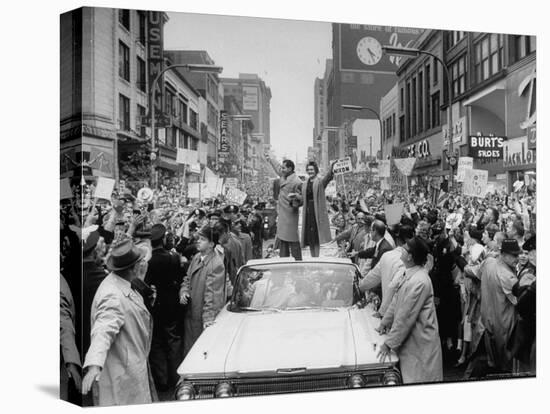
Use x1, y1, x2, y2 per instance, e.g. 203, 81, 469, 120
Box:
175, 257, 401, 400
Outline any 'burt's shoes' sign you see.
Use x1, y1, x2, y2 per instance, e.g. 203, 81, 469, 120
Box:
468, 135, 506, 159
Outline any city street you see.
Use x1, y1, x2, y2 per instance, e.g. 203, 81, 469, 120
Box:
59, 8, 536, 407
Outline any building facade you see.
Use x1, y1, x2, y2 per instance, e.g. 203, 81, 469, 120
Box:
61, 7, 167, 187
164, 50, 223, 172
221, 74, 272, 151
390, 29, 536, 190
379, 84, 399, 160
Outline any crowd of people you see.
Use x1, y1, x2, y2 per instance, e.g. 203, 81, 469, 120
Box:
59, 159, 536, 405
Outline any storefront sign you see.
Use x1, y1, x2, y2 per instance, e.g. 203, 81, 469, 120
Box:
503, 136, 536, 169
468, 135, 505, 159
443, 117, 466, 144
406, 139, 431, 158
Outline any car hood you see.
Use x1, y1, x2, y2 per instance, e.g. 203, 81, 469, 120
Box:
178, 307, 394, 378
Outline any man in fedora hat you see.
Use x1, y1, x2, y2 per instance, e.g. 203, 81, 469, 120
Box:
82, 239, 157, 406
144, 224, 184, 393
475, 238, 520, 376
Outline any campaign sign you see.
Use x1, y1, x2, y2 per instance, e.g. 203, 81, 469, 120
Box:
94, 177, 116, 200
226, 187, 248, 205
384, 202, 405, 226
225, 178, 239, 188
463, 169, 488, 198
456, 157, 474, 182
333, 157, 353, 175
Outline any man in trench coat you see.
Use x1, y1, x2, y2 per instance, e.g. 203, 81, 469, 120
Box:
82, 240, 156, 406
179, 225, 226, 357
301, 160, 335, 257
377, 237, 443, 384
275, 159, 304, 260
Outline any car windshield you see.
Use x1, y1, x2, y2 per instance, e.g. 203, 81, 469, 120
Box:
231, 262, 360, 311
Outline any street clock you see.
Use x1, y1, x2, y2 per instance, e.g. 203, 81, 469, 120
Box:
356, 36, 383, 66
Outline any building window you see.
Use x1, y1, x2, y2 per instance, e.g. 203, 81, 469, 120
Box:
399, 116, 405, 143
165, 88, 176, 116
207, 102, 218, 130
392, 114, 396, 139
405, 82, 411, 140
119, 94, 130, 131
400, 87, 404, 111
513, 35, 536, 62
448, 31, 465, 49
451, 54, 466, 97
118, 9, 130, 31
418, 72, 423, 133
433, 57, 438, 85
137, 57, 146, 92
190, 109, 198, 130
179, 99, 188, 124
411, 77, 416, 137
137, 11, 146, 44
137, 104, 146, 137
425, 64, 431, 130
474, 34, 503, 84
190, 137, 198, 151
118, 41, 130, 81
431, 92, 440, 128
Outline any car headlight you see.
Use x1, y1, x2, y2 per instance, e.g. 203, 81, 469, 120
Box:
175, 382, 196, 400
348, 374, 366, 388
383, 370, 401, 385
215, 382, 234, 398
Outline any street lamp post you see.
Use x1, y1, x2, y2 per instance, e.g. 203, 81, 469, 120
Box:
341, 104, 383, 159
148, 63, 223, 189
382, 46, 455, 189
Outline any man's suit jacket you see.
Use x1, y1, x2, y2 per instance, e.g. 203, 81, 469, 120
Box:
357, 238, 393, 269
144, 247, 183, 319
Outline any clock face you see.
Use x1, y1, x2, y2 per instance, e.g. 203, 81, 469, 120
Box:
356, 36, 382, 66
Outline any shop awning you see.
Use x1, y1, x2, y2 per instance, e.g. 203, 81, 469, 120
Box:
463, 80, 505, 120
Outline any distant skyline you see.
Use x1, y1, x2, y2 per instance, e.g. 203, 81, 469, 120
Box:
163, 12, 332, 160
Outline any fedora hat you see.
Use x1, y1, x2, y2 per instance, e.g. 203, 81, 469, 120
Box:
107, 239, 146, 271
501, 239, 522, 256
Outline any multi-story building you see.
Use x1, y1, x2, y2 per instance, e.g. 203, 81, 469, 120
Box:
393, 29, 447, 186
61, 8, 168, 188
393, 29, 536, 190
326, 23, 423, 163
221, 74, 272, 151
164, 50, 223, 171
379, 84, 399, 160
155, 59, 202, 187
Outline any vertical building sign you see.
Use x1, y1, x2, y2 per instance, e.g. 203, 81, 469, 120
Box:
218, 111, 229, 161
242, 120, 249, 160
148, 11, 164, 116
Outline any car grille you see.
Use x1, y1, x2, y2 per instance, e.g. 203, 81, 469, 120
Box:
184, 369, 395, 399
